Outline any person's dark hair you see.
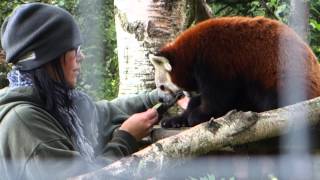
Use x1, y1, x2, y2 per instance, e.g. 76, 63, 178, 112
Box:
29, 55, 96, 160
30, 55, 74, 136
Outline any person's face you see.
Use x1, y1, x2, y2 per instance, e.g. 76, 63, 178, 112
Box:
60, 47, 84, 88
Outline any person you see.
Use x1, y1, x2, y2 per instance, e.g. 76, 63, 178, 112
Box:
0, 3, 181, 179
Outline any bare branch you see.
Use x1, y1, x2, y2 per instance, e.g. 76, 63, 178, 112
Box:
71, 97, 320, 179
194, 0, 213, 23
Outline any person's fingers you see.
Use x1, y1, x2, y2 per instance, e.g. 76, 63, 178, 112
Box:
146, 108, 158, 119
148, 116, 159, 126
142, 108, 158, 123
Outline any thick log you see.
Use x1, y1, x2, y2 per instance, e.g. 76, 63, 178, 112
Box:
70, 97, 320, 179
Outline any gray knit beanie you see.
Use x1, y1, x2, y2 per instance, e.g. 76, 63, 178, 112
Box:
0, 3, 82, 71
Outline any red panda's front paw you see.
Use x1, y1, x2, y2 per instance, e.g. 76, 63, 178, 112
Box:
161, 116, 189, 128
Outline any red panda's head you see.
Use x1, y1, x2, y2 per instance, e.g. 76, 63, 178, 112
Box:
149, 53, 182, 103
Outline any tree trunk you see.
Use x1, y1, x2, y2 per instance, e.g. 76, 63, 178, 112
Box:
71, 96, 320, 179
114, 0, 212, 96
115, 0, 190, 96
0, 49, 9, 88
288, 0, 310, 42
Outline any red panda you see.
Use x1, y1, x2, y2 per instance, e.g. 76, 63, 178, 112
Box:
150, 16, 320, 128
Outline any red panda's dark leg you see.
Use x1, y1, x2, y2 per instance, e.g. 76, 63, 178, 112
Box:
240, 81, 279, 112
187, 93, 231, 126
187, 104, 213, 126
161, 95, 201, 128
186, 72, 244, 126
161, 115, 188, 128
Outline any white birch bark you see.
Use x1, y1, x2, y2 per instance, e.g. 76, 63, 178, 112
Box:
114, 0, 191, 96
71, 96, 320, 179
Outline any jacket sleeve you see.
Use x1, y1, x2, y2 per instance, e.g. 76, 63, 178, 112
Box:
77, 89, 159, 127
1, 102, 143, 179
73, 90, 159, 165
109, 89, 159, 115
25, 139, 96, 179
25, 130, 139, 179
0, 104, 96, 179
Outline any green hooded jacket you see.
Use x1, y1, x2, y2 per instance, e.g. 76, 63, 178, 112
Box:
0, 86, 159, 179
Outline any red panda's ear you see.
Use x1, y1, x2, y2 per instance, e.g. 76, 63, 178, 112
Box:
149, 54, 172, 72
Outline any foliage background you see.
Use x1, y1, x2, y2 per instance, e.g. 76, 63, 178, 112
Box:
0, 0, 319, 100
0, 0, 118, 100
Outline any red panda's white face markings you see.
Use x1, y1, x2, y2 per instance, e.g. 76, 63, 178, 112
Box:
149, 54, 182, 103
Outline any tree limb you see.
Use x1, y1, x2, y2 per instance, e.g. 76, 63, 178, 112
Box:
70, 97, 320, 179
186, 0, 213, 28
194, 0, 213, 23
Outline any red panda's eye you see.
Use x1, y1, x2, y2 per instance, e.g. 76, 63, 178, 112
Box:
160, 85, 165, 91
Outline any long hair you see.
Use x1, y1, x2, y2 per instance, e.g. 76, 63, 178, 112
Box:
30, 56, 74, 136
29, 55, 95, 161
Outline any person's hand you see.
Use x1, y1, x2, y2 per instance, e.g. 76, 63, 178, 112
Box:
119, 108, 158, 141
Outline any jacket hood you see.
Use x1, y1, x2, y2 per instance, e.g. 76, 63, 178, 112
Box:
0, 87, 42, 121
0, 87, 41, 105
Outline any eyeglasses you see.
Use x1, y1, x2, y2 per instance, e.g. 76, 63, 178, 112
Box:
75, 46, 82, 62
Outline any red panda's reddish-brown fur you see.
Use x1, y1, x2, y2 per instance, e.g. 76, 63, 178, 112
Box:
157, 16, 320, 128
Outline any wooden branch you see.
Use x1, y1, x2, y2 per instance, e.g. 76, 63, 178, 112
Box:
194, 0, 213, 23
186, 0, 213, 28
70, 97, 320, 179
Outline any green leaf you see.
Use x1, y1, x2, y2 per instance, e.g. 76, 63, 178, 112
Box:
310, 19, 320, 31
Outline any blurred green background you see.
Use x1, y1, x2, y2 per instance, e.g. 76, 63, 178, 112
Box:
0, 0, 319, 100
